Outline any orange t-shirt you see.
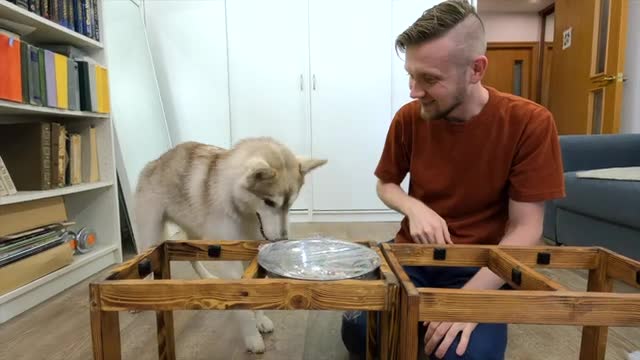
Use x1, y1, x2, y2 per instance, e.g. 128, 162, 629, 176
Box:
375, 86, 566, 245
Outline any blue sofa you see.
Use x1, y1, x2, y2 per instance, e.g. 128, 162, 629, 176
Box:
543, 133, 640, 260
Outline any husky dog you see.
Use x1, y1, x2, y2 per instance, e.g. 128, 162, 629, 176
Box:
133, 137, 327, 353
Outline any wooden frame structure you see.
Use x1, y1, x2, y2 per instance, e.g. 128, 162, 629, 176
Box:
90, 240, 400, 360
381, 243, 640, 360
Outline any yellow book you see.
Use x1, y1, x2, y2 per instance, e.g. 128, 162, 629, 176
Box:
95, 66, 110, 113
54, 54, 68, 109
103, 67, 110, 113
95, 65, 103, 113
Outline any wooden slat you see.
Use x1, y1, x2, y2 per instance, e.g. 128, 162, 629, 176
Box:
389, 244, 489, 267
601, 247, 640, 290
381, 244, 419, 297
580, 251, 613, 360
242, 257, 261, 279
166, 240, 264, 261
418, 288, 640, 326
90, 285, 122, 360
381, 244, 420, 360
374, 246, 399, 288
488, 248, 566, 291
154, 243, 176, 360
366, 311, 377, 360
96, 279, 387, 311
380, 279, 399, 360
106, 246, 162, 280
373, 245, 401, 360
388, 243, 599, 269
501, 246, 599, 269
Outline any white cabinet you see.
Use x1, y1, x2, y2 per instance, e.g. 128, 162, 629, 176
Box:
309, 0, 392, 210
226, 0, 311, 210
226, 0, 393, 211
143, 0, 451, 214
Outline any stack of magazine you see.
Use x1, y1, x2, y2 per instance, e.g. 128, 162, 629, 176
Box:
0, 222, 73, 268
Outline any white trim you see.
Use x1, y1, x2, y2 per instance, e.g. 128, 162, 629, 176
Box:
290, 209, 403, 223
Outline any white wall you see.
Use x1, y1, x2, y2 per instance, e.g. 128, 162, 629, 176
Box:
479, 12, 541, 42
621, 0, 640, 134
143, 0, 231, 148
102, 0, 172, 241
545, 13, 555, 42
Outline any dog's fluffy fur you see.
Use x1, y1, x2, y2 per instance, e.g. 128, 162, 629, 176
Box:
133, 137, 326, 353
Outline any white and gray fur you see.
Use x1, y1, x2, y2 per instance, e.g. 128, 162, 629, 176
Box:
133, 137, 327, 353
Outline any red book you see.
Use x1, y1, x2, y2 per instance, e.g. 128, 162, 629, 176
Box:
0, 34, 22, 103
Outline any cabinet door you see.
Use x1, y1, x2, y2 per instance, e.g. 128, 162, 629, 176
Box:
226, 0, 311, 210
309, 0, 393, 211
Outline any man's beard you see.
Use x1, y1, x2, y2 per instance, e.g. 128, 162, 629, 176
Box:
420, 89, 466, 122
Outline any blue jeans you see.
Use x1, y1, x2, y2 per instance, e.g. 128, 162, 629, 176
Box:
341, 265, 508, 359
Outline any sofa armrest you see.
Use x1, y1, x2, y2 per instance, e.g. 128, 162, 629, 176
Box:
559, 134, 640, 172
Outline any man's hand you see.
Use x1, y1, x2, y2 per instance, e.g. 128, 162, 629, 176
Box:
424, 321, 477, 358
406, 201, 453, 245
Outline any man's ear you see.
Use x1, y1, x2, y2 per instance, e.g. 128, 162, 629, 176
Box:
245, 158, 276, 186
297, 157, 328, 175
470, 55, 488, 84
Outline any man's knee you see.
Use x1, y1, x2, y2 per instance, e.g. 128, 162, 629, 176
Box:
341, 310, 368, 356
428, 323, 508, 360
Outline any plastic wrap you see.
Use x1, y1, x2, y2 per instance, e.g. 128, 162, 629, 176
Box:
257, 237, 381, 281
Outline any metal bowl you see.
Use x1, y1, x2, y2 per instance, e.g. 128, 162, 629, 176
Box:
257, 238, 381, 281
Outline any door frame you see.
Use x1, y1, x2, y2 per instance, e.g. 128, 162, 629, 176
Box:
537, 3, 555, 103
486, 42, 540, 101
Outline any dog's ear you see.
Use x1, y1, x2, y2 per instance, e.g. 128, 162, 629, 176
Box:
245, 158, 276, 185
297, 157, 328, 175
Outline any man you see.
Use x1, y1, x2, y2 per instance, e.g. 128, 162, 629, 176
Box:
341, 0, 565, 359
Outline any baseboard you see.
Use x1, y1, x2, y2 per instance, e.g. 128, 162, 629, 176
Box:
289, 209, 403, 223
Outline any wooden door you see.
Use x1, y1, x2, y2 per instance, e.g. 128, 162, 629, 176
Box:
226, 0, 311, 210
309, 0, 392, 211
483, 43, 538, 100
548, 0, 628, 135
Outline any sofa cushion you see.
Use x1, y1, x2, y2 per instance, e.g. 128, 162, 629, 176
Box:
554, 171, 640, 230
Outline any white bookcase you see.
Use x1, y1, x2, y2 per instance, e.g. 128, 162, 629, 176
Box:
0, 0, 122, 323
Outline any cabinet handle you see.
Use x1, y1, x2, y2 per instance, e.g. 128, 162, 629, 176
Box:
300, 74, 303, 91
313, 75, 316, 90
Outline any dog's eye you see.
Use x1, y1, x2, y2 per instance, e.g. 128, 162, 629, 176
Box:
264, 199, 276, 207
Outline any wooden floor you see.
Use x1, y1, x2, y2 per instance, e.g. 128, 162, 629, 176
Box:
1, 222, 638, 360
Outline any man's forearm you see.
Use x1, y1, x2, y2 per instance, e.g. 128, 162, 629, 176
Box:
376, 180, 420, 217
462, 221, 543, 290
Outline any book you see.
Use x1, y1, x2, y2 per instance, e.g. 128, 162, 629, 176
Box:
0, 122, 52, 191
54, 52, 68, 109
0, 155, 17, 195
0, 34, 22, 103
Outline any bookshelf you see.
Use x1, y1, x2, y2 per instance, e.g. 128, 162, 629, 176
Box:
0, 0, 122, 323
0, 0, 102, 48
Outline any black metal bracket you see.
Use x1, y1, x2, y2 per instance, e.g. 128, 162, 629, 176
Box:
433, 248, 446, 261
138, 258, 152, 278
208, 245, 222, 258
511, 267, 522, 286
537, 252, 551, 265
636, 270, 639, 285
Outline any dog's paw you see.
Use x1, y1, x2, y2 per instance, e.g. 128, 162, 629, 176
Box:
256, 313, 274, 334
244, 334, 266, 353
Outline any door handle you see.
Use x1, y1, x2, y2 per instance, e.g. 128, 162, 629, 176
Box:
313, 75, 316, 90
300, 74, 303, 91
594, 73, 625, 84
